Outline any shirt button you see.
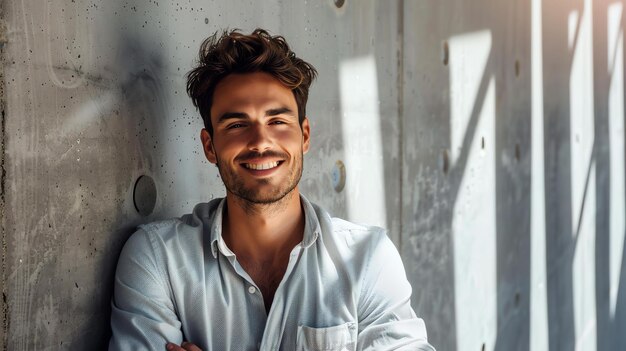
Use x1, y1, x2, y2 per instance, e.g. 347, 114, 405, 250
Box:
248, 286, 257, 294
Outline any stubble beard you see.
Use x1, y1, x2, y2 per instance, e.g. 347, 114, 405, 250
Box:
216, 151, 303, 210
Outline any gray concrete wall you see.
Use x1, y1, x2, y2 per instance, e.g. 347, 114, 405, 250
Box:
0, 0, 624, 350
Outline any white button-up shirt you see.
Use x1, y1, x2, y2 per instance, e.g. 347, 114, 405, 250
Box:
109, 196, 435, 351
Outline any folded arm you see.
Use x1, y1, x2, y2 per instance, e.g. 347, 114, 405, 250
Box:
109, 229, 184, 350
356, 231, 436, 351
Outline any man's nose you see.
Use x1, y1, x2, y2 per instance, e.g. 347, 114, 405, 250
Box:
247, 123, 273, 152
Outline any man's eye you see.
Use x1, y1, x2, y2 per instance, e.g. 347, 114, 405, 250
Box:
270, 120, 286, 125
227, 123, 245, 129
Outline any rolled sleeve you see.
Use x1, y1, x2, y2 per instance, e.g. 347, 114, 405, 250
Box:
356, 230, 435, 351
109, 229, 183, 350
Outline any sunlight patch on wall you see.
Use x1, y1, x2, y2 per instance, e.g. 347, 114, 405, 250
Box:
608, 1, 625, 320
448, 30, 492, 167
338, 55, 387, 229
569, 0, 597, 349
449, 29, 496, 351
530, 0, 549, 349
573, 163, 597, 351
569, 3, 595, 231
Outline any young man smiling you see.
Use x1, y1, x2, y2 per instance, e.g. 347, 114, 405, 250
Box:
109, 29, 435, 351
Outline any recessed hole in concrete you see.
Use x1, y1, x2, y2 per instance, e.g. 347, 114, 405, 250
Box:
481, 343, 486, 351
334, 0, 345, 8
515, 292, 521, 307
515, 143, 521, 162
441, 149, 449, 174
134, 175, 157, 216
515, 60, 520, 77
442, 41, 449, 66
481, 137, 485, 149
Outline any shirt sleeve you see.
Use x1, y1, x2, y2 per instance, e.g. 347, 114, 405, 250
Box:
356, 230, 436, 351
109, 228, 183, 351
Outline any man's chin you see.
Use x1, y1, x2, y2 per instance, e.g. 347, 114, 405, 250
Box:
229, 185, 297, 205
236, 192, 291, 205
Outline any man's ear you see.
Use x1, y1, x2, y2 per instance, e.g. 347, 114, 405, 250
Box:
200, 129, 217, 164
301, 117, 311, 154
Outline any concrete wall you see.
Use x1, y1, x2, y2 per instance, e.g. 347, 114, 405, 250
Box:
0, 0, 624, 350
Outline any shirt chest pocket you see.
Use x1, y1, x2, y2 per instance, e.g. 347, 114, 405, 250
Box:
296, 322, 357, 351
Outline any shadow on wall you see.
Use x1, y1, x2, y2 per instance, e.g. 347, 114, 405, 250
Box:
403, 0, 626, 350
83, 1, 626, 350
594, 1, 626, 351
0, 0, 180, 348
85, 33, 170, 349
541, 0, 579, 349
29, 0, 626, 349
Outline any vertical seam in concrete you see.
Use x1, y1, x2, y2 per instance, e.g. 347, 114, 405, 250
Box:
0, 108, 5, 351
396, 0, 404, 253
0, 8, 7, 351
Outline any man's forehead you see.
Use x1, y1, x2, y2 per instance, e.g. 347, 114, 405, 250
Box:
212, 97, 296, 115
216, 71, 289, 91
211, 72, 297, 112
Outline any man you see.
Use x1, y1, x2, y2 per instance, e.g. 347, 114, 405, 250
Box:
109, 29, 434, 351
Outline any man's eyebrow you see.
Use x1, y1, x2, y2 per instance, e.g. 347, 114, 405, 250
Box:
217, 107, 295, 123
266, 107, 295, 117
217, 112, 249, 123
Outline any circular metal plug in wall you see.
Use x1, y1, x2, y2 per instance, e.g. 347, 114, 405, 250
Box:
133, 175, 157, 216
331, 160, 346, 192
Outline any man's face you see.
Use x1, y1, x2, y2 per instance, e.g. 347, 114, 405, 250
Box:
200, 72, 310, 204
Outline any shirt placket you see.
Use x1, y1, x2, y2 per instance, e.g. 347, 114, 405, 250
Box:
259, 245, 303, 351
221, 253, 268, 349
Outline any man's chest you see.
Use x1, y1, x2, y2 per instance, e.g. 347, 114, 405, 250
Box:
239, 258, 287, 311
171, 251, 361, 350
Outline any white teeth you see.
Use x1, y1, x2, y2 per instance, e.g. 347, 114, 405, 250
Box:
244, 161, 279, 170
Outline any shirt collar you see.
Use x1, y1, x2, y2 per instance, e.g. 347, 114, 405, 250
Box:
300, 194, 321, 248
209, 194, 321, 258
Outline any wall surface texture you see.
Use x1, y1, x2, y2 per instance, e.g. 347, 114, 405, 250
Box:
0, 0, 624, 350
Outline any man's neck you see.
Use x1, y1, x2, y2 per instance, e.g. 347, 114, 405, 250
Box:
222, 189, 305, 263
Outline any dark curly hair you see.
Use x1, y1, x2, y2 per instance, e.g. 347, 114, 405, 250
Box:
186, 28, 318, 136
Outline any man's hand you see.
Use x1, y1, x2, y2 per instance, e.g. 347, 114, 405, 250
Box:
166, 342, 202, 351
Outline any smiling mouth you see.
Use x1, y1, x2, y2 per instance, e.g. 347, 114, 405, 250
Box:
243, 161, 282, 170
